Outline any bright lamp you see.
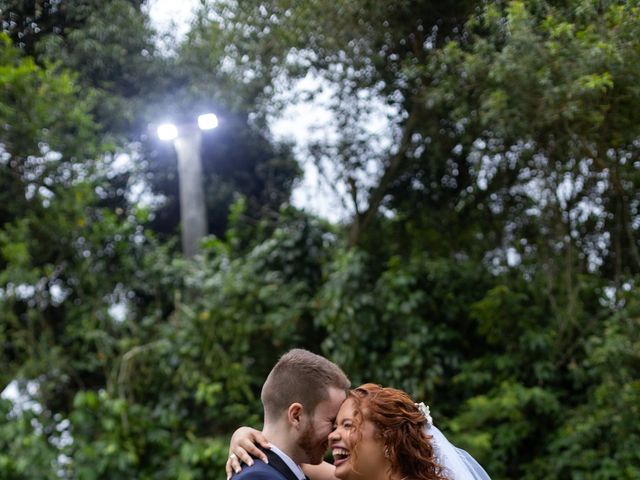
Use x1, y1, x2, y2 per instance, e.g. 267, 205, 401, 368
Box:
157, 123, 178, 141
197, 113, 219, 130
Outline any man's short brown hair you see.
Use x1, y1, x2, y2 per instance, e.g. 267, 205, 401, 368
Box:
261, 349, 350, 420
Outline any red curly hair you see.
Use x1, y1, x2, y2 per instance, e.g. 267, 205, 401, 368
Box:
348, 383, 449, 480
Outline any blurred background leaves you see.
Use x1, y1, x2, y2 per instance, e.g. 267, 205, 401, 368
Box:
1, 0, 639, 478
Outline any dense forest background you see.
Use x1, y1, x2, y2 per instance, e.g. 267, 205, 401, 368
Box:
1, 0, 639, 478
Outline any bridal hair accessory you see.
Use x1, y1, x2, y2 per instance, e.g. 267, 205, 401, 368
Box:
415, 403, 492, 478
415, 402, 433, 427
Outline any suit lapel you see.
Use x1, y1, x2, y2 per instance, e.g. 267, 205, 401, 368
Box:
260, 447, 301, 480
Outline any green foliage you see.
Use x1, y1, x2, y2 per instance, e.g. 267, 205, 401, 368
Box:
318, 251, 493, 405
154, 209, 333, 424
35, 0, 165, 135
0, 399, 60, 479
0, 34, 96, 160
2, 1, 640, 479
452, 381, 562, 478
64, 389, 229, 479
533, 289, 640, 479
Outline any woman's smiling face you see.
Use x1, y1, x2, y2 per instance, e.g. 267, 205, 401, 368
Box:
328, 398, 388, 480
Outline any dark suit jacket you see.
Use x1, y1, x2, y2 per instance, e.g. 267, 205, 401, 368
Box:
232, 448, 302, 480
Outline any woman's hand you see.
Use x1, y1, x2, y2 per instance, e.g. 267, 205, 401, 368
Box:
225, 426, 271, 479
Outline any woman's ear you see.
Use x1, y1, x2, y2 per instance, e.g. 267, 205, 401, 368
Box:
287, 403, 304, 427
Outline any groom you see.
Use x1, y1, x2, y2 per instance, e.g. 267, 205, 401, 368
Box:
230, 349, 350, 480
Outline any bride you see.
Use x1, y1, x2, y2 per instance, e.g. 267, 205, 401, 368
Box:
226, 383, 491, 480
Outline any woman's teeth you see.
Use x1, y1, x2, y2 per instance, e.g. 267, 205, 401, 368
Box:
332, 448, 350, 463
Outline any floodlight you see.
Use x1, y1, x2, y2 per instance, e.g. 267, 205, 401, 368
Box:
197, 113, 219, 130
157, 123, 178, 141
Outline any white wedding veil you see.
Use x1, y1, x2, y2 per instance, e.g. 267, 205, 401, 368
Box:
426, 424, 491, 480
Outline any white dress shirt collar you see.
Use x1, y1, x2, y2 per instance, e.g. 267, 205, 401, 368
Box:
268, 443, 306, 480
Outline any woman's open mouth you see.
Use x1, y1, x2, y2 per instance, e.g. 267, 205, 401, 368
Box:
332, 448, 351, 467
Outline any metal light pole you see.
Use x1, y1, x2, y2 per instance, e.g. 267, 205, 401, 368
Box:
157, 113, 218, 258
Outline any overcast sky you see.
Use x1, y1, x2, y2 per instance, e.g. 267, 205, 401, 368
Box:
146, 0, 200, 43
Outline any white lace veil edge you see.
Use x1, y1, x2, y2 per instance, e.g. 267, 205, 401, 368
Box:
426, 424, 491, 480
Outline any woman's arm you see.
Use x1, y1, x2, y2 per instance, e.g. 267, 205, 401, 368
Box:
302, 461, 339, 480
225, 426, 270, 479
224, 427, 338, 480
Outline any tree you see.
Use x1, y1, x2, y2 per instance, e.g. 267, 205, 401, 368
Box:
0, 31, 164, 412
1, 0, 161, 135
2, 0, 302, 245
3, 2, 640, 478
190, 0, 482, 247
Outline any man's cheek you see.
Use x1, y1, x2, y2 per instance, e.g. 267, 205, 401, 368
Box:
319, 424, 333, 439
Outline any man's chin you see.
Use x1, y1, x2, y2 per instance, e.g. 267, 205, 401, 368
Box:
303, 451, 325, 465
297, 427, 327, 465
304, 447, 328, 465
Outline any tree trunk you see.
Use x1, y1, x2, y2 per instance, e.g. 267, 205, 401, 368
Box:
347, 107, 420, 248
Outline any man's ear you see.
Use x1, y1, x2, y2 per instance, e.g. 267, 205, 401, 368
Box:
287, 403, 304, 428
